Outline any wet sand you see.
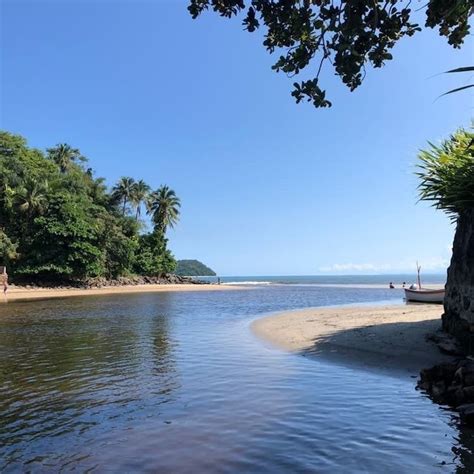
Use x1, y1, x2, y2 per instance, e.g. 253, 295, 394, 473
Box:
2, 284, 245, 302
252, 304, 452, 375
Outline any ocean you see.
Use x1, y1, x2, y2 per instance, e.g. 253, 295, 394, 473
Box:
207, 273, 446, 286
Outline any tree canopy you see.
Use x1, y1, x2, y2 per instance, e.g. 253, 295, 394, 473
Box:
188, 0, 472, 107
0, 131, 180, 282
147, 185, 181, 233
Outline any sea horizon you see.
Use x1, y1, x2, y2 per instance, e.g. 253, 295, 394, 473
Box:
202, 273, 446, 286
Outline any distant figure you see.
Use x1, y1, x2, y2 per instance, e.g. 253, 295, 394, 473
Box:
1, 267, 8, 295
409, 283, 418, 290
402, 281, 406, 288
217, 277, 221, 285
389, 282, 395, 289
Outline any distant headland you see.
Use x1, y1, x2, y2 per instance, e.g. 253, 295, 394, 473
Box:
175, 260, 216, 277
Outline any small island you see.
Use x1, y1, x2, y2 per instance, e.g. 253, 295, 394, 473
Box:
175, 259, 216, 277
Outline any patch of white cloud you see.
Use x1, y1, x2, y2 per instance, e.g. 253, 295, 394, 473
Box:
319, 256, 450, 274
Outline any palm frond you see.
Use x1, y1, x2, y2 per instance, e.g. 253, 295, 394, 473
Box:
417, 127, 474, 218
439, 84, 474, 98
444, 67, 474, 74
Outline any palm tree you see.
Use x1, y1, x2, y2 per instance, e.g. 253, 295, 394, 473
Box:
89, 177, 108, 205
147, 185, 181, 233
46, 143, 85, 174
112, 177, 136, 216
15, 181, 49, 219
131, 180, 150, 220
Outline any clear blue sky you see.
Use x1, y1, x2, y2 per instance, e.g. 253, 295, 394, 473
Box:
1, 0, 473, 275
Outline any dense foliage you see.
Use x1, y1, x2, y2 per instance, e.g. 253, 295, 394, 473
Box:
176, 260, 216, 276
188, 0, 472, 107
417, 127, 474, 218
0, 131, 181, 282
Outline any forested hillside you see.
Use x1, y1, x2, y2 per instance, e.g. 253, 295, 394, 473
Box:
176, 260, 216, 276
0, 131, 180, 283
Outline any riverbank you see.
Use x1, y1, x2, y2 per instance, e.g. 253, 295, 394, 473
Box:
2, 283, 244, 302
252, 304, 453, 375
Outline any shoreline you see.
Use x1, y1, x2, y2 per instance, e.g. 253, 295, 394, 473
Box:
1, 283, 246, 302
304, 283, 444, 290
224, 283, 444, 290
252, 304, 452, 376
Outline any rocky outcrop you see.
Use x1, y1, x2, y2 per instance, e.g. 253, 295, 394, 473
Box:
443, 209, 474, 353
426, 330, 463, 355
10, 274, 208, 289
83, 274, 207, 287
418, 358, 474, 425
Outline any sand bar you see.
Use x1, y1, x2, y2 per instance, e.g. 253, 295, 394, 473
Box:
2, 283, 245, 302
308, 283, 444, 289
252, 304, 452, 375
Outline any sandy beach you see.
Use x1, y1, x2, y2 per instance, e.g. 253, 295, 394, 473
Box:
1, 283, 244, 302
252, 304, 452, 375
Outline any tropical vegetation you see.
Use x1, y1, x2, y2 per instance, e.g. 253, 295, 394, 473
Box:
0, 130, 181, 283
176, 260, 216, 277
417, 127, 474, 217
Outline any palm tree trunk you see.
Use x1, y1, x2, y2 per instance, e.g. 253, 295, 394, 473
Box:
122, 199, 127, 216
442, 209, 474, 352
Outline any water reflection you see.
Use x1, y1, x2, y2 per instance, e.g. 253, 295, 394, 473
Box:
0, 287, 473, 472
0, 295, 178, 469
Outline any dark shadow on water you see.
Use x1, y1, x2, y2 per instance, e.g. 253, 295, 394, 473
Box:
453, 421, 474, 473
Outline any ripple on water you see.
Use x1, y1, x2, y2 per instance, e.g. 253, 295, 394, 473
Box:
0, 287, 473, 472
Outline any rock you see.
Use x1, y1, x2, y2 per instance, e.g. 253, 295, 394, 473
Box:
418, 357, 474, 421
439, 340, 463, 356
442, 209, 474, 354
463, 361, 474, 375
431, 380, 447, 401
418, 381, 431, 391
462, 386, 474, 403
454, 367, 465, 384
9, 273, 208, 291
427, 331, 464, 356
458, 403, 474, 425
446, 387, 465, 407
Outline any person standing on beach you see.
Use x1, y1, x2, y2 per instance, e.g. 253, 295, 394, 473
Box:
1, 268, 8, 295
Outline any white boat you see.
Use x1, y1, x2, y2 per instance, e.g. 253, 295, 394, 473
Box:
404, 288, 445, 304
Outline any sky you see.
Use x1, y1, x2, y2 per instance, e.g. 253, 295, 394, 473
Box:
1, 0, 473, 276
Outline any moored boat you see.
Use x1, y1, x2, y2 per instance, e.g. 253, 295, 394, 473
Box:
404, 288, 445, 304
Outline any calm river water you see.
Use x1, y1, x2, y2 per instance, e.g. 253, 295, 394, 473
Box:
1, 285, 473, 472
